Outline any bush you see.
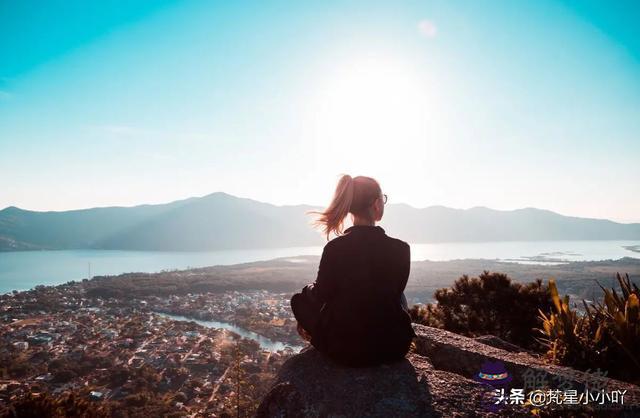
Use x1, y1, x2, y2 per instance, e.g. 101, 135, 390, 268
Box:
537, 273, 640, 384
411, 271, 553, 351
124, 392, 150, 407
2, 392, 111, 418
52, 369, 76, 384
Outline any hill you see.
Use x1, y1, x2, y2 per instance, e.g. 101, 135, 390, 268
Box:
1, 192, 639, 251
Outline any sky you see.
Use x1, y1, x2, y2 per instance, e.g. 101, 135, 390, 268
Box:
0, 0, 639, 222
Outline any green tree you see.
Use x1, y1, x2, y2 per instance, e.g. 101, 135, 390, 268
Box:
412, 271, 553, 350
221, 342, 258, 418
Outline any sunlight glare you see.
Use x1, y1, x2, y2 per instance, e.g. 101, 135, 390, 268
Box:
308, 54, 436, 181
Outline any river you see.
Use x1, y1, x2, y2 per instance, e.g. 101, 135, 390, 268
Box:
155, 312, 304, 353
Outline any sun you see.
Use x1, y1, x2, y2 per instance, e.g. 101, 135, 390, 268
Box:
307, 53, 435, 178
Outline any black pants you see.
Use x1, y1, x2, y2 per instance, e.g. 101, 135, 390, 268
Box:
290, 284, 323, 336
290, 285, 410, 337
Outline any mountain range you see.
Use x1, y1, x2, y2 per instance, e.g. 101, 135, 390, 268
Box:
1, 192, 639, 251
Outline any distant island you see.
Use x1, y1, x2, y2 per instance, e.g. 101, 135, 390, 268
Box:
1, 192, 640, 251
624, 245, 640, 253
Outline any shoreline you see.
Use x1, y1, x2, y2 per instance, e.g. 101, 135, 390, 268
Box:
2, 256, 640, 301
2, 240, 639, 294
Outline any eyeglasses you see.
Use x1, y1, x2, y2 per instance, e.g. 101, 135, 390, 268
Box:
370, 193, 387, 206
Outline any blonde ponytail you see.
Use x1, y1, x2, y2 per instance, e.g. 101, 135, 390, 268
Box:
310, 174, 354, 239
309, 174, 381, 240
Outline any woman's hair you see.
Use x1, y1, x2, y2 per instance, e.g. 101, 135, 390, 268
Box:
309, 174, 382, 239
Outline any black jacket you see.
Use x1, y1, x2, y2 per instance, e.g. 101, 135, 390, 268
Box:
307, 225, 416, 366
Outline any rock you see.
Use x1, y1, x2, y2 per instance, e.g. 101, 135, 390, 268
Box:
473, 335, 528, 353
256, 347, 528, 417
413, 324, 640, 402
257, 324, 640, 417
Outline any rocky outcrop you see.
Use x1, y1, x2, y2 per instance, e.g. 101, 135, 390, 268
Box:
412, 325, 640, 398
257, 324, 640, 417
256, 347, 522, 417
473, 335, 529, 353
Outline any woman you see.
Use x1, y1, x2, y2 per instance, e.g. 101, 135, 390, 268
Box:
290, 174, 416, 367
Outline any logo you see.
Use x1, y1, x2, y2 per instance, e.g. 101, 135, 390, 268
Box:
475, 360, 512, 412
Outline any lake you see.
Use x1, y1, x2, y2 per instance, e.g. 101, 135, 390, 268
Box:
0, 240, 638, 294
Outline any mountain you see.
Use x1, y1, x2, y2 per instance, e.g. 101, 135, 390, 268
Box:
1, 192, 639, 251
381, 204, 640, 243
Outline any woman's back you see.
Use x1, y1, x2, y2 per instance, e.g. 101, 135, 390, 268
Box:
309, 225, 416, 367
290, 174, 416, 367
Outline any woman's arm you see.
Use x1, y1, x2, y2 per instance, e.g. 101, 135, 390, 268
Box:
305, 243, 336, 304
398, 242, 411, 294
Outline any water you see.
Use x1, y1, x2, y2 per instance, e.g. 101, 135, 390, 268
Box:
0, 241, 638, 294
155, 312, 304, 353
0, 246, 321, 294
409, 240, 640, 264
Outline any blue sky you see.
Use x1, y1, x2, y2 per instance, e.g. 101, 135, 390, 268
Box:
1, 0, 639, 222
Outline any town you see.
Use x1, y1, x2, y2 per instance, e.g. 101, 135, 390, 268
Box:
149, 290, 302, 348
0, 282, 301, 417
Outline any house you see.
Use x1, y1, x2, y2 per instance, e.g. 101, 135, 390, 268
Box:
89, 391, 104, 400
12, 342, 28, 351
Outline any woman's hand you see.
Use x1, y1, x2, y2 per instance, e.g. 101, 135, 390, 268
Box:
297, 323, 312, 342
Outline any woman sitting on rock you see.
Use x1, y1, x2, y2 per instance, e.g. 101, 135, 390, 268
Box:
291, 174, 416, 367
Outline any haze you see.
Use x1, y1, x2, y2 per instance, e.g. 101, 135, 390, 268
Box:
0, 1, 639, 222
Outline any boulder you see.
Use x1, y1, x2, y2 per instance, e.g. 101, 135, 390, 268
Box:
413, 324, 640, 400
473, 335, 529, 353
256, 346, 526, 417
257, 324, 640, 417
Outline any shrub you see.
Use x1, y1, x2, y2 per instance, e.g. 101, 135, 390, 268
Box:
411, 271, 553, 351
2, 392, 111, 418
537, 273, 640, 384
52, 369, 77, 384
